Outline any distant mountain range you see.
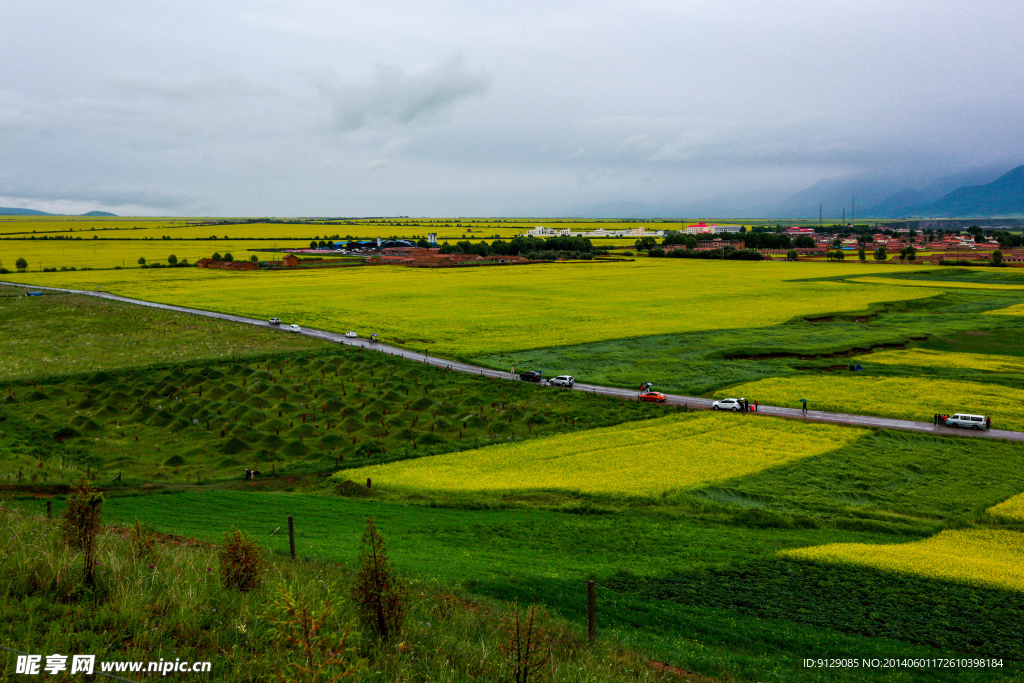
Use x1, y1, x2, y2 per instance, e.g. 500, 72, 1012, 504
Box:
568, 163, 1024, 220
0, 208, 117, 216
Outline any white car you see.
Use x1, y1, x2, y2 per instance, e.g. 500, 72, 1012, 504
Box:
712, 398, 742, 411
268, 317, 281, 325
549, 375, 574, 387
345, 331, 358, 338
945, 413, 987, 429
287, 324, 301, 333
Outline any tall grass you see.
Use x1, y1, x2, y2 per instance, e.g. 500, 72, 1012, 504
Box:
0, 505, 672, 682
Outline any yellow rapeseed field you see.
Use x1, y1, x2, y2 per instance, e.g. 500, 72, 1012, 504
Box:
338, 412, 864, 496
859, 348, 1024, 374
0, 259, 936, 357
988, 302, 1024, 317
717, 375, 1024, 431
848, 276, 1024, 290
0, 239, 309, 271
986, 493, 1024, 523
783, 530, 1024, 592
0, 217, 699, 241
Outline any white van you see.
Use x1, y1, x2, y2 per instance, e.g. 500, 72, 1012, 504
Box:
945, 413, 987, 430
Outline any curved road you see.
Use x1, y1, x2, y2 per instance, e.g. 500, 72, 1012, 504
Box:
4, 280, 1022, 443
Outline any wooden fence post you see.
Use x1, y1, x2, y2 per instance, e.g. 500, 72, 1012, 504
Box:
366, 477, 372, 489
46, 500, 52, 519
588, 580, 595, 645
288, 516, 295, 560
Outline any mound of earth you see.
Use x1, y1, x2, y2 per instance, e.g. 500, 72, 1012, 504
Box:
70, 416, 102, 432
334, 480, 375, 498
281, 440, 309, 457
163, 455, 187, 466
25, 391, 49, 402
217, 437, 250, 454
88, 371, 116, 385
258, 434, 286, 450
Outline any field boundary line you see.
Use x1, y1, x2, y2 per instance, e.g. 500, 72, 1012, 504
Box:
1, 280, 1021, 443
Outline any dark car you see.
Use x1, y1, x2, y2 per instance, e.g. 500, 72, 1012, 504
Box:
519, 371, 543, 382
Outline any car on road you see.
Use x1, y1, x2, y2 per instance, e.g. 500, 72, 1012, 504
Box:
345, 331, 358, 338
639, 391, 667, 403
945, 413, 987, 429
287, 324, 301, 333
268, 317, 281, 325
712, 398, 742, 411
549, 375, 574, 387
519, 371, 543, 382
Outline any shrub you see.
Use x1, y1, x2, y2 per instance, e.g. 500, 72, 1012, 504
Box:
137, 257, 146, 265
351, 518, 405, 641
267, 584, 360, 682
15, 257, 28, 271
219, 528, 265, 592
501, 599, 550, 683
60, 481, 104, 585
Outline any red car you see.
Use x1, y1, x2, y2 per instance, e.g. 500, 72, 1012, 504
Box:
638, 391, 667, 403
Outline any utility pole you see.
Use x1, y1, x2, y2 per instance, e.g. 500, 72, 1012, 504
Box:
819, 204, 822, 228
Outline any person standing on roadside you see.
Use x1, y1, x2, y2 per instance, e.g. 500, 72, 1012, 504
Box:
754, 400, 759, 412
801, 399, 808, 413
987, 416, 992, 429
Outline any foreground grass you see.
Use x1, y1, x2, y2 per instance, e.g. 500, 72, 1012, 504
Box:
0, 505, 671, 683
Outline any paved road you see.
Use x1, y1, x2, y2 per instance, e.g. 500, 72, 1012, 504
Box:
4, 280, 1022, 443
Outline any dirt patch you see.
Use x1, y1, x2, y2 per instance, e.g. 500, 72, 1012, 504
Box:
649, 660, 715, 681
724, 341, 905, 361
965, 331, 992, 336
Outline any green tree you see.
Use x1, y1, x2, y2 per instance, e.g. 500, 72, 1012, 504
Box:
793, 235, 815, 248
167, 254, 178, 265
993, 249, 1003, 266
223, 253, 234, 262
786, 249, 798, 261
309, 240, 317, 249
858, 247, 866, 261
212, 252, 222, 261
906, 246, 916, 262
15, 257, 28, 271
874, 247, 887, 261
137, 257, 146, 265
250, 255, 259, 263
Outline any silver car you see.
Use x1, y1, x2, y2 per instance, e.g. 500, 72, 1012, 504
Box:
549, 375, 574, 387
712, 398, 742, 411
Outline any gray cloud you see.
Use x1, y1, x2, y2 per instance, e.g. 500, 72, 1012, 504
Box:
0, 1, 1020, 216
317, 57, 491, 133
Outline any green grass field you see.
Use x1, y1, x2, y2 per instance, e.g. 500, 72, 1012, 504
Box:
0, 288, 326, 380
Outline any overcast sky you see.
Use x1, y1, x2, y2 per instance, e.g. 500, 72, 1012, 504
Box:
1, 1, 1022, 216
